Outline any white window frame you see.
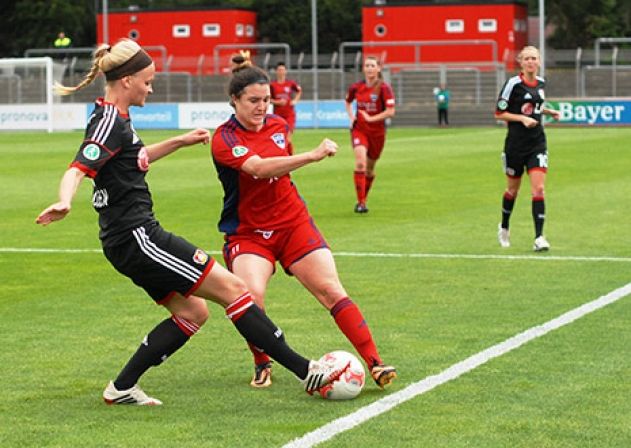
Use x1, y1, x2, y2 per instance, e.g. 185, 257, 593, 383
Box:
246, 24, 254, 37
203, 23, 221, 37
478, 18, 497, 33
446, 19, 464, 33
236, 24, 244, 37
173, 24, 190, 38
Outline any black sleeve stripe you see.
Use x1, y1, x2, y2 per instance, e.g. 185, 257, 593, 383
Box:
499, 76, 521, 100
91, 104, 117, 145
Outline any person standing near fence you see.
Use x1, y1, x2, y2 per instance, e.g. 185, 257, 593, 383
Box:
345, 56, 396, 214
53, 31, 72, 60
434, 83, 450, 126
495, 45, 560, 251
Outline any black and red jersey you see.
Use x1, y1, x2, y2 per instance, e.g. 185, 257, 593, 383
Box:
496, 74, 548, 153
71, 98, 155, 246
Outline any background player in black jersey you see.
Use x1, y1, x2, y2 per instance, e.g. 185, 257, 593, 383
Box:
494, 46, 560, 251
35, 39, 341, 406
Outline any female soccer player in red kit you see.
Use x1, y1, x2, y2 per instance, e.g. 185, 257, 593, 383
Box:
345, 56, 396, 213
270, 61, 301, 154
211, 55, 397, 389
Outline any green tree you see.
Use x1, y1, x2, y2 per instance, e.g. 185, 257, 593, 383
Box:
529, 0, 631, 48
0, 0, 95, 57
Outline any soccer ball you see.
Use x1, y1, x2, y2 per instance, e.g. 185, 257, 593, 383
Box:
316, 350, 366, 400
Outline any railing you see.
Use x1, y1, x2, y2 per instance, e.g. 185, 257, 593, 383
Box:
338, 40, 499, 98
0, 74, 22, 103
25, 46, 169, 75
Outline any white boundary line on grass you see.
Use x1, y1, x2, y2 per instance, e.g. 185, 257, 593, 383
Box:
283, 281, 631, 448
2, 247, 631, 263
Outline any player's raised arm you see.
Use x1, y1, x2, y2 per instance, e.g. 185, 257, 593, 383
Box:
36, 167, 86, 225
240, 138, 337, 179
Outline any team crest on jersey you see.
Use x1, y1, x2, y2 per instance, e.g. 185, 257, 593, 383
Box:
92, 188, 109, 208
524, 93, 532, 100
497, 99, 508, 111
271, 133, 286, 149
521, 103, 534, 115
83, 144, 100, 161
232, 145, 249, 157
193, 249, 208, 265
538, 89, 545, 99
370, 93, 378, 102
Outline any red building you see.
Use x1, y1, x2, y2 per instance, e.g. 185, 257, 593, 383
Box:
97, 7, 257, 74
362, 1, 528, 69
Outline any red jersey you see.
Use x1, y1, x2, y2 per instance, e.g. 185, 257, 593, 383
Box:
211, 114, 310, 235
270, 79, 301, 118
345, 80, 395, 135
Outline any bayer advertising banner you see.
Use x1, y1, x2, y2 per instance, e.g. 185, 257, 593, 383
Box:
546, 99, 631, 126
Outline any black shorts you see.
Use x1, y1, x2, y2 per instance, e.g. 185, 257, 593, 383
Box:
103, 224, 215, 304
502, 147, 548, 178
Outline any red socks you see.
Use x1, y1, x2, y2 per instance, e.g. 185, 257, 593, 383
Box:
330, 297, 382, 367
248, 342, 271, 366
365, 175, 375, 198
354, 171, 366, 204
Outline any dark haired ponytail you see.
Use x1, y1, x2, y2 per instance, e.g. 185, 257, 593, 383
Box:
227, 52, 270, 107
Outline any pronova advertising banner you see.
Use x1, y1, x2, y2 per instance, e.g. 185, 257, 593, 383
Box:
179, 102, 234, 129
0, 104, 87, 130
545, 99, 631, 126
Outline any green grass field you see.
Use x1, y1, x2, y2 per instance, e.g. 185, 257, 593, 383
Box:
1, 126, 631, 447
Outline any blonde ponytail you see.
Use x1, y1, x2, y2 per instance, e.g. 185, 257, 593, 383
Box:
54, 39, 147, 96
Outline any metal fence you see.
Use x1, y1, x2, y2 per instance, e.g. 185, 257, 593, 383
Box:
6, 45, 631, 107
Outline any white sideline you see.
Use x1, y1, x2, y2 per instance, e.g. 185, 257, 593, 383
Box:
283, 281, 631, 448
2, 247, 631, 263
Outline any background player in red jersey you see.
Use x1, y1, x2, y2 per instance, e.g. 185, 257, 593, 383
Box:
211, 56, 397, 390
35, 39, 340, 406
270, 61, 302, 154
495, 46, 560, 251
345, 56, 396, 213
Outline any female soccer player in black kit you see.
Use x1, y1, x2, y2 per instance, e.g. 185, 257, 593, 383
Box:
35, 39, 340, 405
495, 46, 560, 251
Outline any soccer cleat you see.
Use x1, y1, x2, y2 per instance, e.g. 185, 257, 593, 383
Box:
497, 224, 510, 248
103, 381, 162, 406
371, 364, 397, 389
533, 235, 550, 252
250, 361, 273, 388
301, 360, 348, 393
354, 203, 369, 214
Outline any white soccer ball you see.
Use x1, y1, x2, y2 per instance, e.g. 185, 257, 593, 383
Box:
316, 350, 366, 400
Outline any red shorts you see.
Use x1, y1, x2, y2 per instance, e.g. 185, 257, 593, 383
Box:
222, 218, 329, 274
351, 128, 385, 160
